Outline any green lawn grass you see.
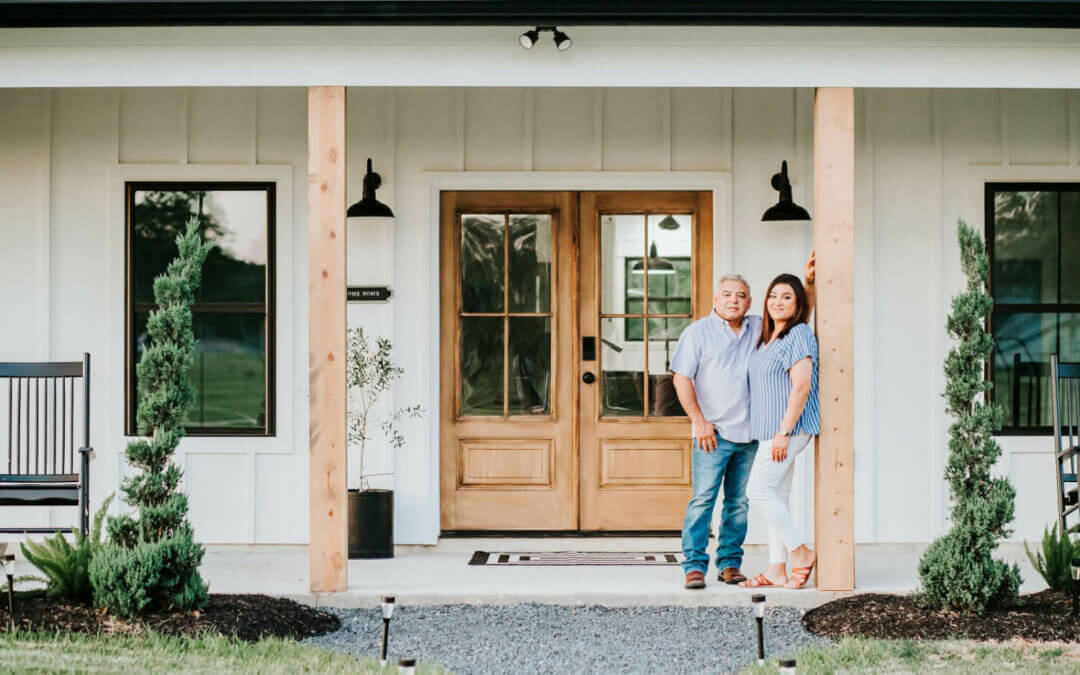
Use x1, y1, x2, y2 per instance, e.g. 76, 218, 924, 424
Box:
743, 637, 1080, 674
1, 630, 448, 674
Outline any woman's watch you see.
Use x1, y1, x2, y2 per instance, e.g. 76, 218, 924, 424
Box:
779, 425, 792, 437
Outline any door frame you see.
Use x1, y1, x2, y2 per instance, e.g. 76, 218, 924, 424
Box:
423, 172, 732, 538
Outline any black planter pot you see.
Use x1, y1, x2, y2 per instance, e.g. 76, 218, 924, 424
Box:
348, 488, 394, 559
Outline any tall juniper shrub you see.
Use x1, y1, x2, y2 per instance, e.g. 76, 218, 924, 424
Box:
916, 220, 1021, 613
89, 218, 213, 618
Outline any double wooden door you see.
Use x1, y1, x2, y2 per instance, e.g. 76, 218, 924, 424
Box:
439, 190, 712, 531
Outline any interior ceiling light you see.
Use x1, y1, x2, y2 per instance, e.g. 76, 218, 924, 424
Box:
657, 215, 681, 231
761, 160, 811, 222
519, 26, 572, 51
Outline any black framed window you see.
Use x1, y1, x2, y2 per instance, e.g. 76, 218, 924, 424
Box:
125, 182, 275, 436
987, 183, 1080, 435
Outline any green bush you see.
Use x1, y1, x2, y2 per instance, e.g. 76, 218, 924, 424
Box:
1025, 523, 1077, 591
88, 528, 208, 618
916, 221, 1021, 613
89, 218, 211, 618
19, 494, 113, 602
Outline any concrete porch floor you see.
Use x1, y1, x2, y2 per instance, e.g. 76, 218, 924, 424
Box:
6, 539, 1046, 610
193, 539, 1046, 610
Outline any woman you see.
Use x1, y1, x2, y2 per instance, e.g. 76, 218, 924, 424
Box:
739, 273, 820, 590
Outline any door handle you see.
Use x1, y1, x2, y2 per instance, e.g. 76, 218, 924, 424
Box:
582, 372, 596, 384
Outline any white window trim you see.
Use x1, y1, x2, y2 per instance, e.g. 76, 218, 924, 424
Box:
107, 163, 295, 455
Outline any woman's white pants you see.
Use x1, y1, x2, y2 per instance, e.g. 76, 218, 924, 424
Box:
746, 434, 813, 564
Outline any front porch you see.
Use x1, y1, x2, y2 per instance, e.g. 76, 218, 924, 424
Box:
17, 541, 1031, 609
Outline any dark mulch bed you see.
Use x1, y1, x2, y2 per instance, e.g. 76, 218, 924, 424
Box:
0, 592, 340, 643
805, 590, 1080, 642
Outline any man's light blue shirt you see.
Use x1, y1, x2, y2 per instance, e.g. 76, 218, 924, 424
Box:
669, 312, 762, 444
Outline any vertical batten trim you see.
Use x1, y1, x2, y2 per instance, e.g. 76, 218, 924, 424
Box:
1001, 90, 1011, 167
593, 89, 604, 171
456, 88, 466, 171
40, 89, 54, 361
856, 88, 877, 543
725, 88, 735, 173
183, 87, 191, 164
1070, 91, 1080, 167
929, 89, 947, 539
662, 87, 672, 171
250, 87, 258, 165
523, 88, 535, 171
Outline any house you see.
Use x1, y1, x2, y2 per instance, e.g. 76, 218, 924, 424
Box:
2, 1, 1079, 593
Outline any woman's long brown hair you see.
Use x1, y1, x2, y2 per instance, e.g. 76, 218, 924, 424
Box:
757, 273, 810, 348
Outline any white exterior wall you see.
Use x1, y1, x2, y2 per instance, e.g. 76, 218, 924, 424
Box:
0, 85, 1071, 545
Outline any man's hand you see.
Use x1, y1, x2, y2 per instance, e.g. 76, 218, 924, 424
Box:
694, 420, 717, 452
771, 435, 790, 462
805, 249, 816, 285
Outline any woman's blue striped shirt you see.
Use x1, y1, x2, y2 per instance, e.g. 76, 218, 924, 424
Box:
748, 322, 821, 441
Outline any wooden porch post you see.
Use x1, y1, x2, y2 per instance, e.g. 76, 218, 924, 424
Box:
813, 87, 856, 591
308, 85, 348, 593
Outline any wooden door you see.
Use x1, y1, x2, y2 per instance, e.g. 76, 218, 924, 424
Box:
578, 191, 713, 530
439, 191, 578, 530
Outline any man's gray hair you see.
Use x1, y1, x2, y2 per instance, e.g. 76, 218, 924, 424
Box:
717, 273, 750, 295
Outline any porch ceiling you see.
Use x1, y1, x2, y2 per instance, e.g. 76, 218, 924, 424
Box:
5, 0, 1080, 29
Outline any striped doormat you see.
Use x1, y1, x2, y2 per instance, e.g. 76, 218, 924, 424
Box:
469, 551, 684, 566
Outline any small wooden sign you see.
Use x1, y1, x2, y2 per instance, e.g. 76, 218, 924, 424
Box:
347, 285, 393, 303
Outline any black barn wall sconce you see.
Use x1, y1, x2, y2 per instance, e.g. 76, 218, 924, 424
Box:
761, 160, 811, 222
347, 158, 394, 218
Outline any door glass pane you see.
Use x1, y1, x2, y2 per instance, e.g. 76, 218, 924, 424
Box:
601, 317, 644, 417
508, 317, 551, 415
649, 317, 691, 417
601, 214, 646, 314
508, 214, 552, 313
461, 214, 504, 313
992, 311, 1055, 428
461, 317, 504, 416
992, 191, 1058, 304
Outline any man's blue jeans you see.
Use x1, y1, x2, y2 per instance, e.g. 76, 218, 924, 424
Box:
681, 432, 758, 574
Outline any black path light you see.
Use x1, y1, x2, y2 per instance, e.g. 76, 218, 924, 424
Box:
398, 657, 416, 674
779, 657, 797, 673
348, 158, 394, 219
3, 553, 14, 630
380, 595, 396, 666
1071, 558, 1080, 616
761, 160, 811, 222
519, 26, 572, 51
752, 593, 766, 666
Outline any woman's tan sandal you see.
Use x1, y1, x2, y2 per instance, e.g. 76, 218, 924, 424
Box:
786, 563, 815, 589
739, 574, 777, 588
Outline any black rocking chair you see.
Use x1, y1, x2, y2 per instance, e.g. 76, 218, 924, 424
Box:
0, 354, 94, 537
1051, 354, 1080, 536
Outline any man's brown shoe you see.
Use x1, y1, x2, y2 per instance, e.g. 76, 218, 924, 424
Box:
684, 570, 706, 589
720, 567, 747, 585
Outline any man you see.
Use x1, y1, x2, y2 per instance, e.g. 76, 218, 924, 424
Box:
671, 256, 814, 589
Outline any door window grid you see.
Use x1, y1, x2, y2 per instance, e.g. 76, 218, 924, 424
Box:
599, 213, 693, 419
459, 213, 554, 418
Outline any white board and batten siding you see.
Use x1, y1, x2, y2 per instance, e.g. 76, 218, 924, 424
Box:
0, 86, 1074, 546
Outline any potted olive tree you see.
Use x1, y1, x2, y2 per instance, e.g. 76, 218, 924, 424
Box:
347, 327, 423, 558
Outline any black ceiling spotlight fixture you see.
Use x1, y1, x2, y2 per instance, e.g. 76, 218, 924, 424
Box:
519, 26, 572, 51
347, 158, 394, 218
761, 160, 811, 222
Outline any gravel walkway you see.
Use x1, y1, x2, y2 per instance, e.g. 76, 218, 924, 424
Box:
305, 604, 830, 674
